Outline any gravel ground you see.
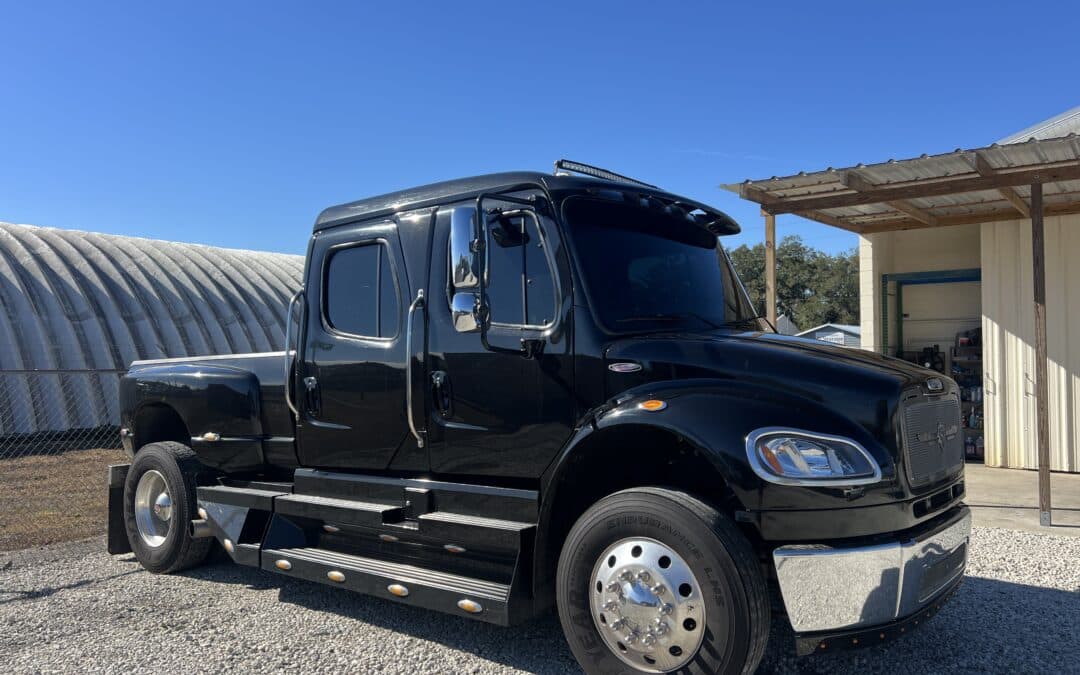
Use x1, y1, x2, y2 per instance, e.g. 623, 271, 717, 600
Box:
1, 526, 1077, 674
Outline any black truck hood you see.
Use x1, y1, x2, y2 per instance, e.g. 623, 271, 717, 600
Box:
603, 330, 944, 462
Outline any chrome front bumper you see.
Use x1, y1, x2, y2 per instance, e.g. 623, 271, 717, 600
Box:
773, 505, 971, 634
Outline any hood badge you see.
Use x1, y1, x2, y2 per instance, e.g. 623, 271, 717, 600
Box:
926, 377, 944, 392
608, 362, 643, 373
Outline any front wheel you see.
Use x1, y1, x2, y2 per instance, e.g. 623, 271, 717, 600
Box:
557, 487, 770, 674
123, 441, 212, 573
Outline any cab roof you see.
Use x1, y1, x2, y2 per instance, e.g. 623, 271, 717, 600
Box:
313, 171, 741, 234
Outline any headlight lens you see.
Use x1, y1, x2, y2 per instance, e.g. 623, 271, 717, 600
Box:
746, 428, 882, 486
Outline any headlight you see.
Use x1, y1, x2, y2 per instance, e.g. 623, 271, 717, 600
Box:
745, 428, 882, 486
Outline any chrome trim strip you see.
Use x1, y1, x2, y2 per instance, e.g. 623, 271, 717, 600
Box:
745, 427, 883, 487
773, 507, 970, 633
406, 288, 426, 448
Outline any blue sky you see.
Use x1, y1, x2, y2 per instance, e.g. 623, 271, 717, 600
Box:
2, 1, 1078, 255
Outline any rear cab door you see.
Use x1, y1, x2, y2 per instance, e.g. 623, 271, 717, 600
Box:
295, 213, 429, 472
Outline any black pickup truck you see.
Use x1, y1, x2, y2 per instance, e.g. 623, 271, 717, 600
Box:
108, 161, 969, 674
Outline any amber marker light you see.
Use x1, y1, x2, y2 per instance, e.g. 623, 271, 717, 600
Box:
639, 399, 667, 411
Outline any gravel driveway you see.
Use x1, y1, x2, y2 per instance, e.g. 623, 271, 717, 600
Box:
2, 526, 1077, 674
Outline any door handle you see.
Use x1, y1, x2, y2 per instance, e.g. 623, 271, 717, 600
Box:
406, 289, 426, 448
303, 376, 321, 416
431, 370, 452, 418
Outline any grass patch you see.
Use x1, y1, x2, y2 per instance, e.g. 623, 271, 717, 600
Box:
0, 447, 128, 552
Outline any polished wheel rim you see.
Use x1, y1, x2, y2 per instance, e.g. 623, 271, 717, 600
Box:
589, 537, 707, 673
134, 470, 172, 548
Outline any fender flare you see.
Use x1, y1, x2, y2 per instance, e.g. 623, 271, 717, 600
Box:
121, 362, 265, 472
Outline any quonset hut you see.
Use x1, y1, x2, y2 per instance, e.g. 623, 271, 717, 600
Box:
0, 222, 303, 438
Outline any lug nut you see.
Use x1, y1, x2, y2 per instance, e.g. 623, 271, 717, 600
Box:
619, 570, 634, 582
642, 634, 657, 647
659, 603, 674, 615
651, 583, 666, 595
606, 582, 622, 594
603, 600, 620, 612
625, 630, 639, 644
654, 620, 669, 635
637, 571, 651, 583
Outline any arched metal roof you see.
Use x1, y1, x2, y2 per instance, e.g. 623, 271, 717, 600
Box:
0, 222, 304, 434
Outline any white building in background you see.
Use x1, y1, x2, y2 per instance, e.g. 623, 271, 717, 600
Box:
796, 323, 861, 347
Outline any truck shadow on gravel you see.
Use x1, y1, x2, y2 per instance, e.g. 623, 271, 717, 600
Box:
175, 562, 1078, 674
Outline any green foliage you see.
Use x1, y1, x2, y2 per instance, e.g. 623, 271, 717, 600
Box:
727, 235, 858, 332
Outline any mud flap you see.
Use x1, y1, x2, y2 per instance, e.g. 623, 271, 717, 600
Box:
107, 464, 132, 554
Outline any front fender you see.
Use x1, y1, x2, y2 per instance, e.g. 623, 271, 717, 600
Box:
544, 378, 899, 516
121, 362, 265, 472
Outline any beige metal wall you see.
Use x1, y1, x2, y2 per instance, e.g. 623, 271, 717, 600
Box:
857, 221, 1080, 472
982, 215, 1079, 472
859, 224, 981, 355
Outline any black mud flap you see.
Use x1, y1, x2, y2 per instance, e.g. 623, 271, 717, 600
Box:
107, 464, 132, 555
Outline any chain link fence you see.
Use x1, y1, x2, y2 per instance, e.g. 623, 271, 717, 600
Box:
0, 370, 127, 553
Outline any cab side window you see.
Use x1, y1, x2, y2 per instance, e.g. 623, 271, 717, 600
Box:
486, 215, 556, 327
325, 243, 399, 338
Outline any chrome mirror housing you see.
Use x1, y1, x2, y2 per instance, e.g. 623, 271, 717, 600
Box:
450, 206, 480, 290
450, 292, 480, 333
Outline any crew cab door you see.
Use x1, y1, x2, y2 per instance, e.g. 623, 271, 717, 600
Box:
424, 194, 576, 479
295, 216, 427, 471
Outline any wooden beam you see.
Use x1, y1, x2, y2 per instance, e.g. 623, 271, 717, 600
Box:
760, 161, 1080, 214
1031, 182, 1052, 526
764, 212, 777, 327
971, 151, 1031, 217
840, 169, 878, 194
847, 198, 1080, 234
800, 209, 865, 233
840, 170, 938, 226
884, 200, 939, 226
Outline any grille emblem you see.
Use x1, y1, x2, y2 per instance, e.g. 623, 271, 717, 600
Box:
916, 422, 959, 448
926, 377, 944, 392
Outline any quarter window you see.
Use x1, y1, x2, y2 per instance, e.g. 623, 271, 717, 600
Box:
325, 243, 399, 338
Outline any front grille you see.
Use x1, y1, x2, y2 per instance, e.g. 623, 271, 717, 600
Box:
901, 396, 964, 488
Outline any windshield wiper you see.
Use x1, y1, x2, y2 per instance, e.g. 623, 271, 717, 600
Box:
616, 312, 724, 330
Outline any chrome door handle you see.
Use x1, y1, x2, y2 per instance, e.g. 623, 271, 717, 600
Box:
406, 288, 426, 448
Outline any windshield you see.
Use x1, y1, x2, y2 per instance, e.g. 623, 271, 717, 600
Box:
565, 196, 768, 334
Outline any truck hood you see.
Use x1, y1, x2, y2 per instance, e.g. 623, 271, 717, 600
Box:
603, 330, 944, 454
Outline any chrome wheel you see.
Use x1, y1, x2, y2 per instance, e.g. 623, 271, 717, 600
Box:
134, 469, 172, 548
590, 537, 707, 673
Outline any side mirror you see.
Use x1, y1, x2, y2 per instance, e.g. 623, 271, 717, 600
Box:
450, 206, 480, 290
450, 292, 480, 333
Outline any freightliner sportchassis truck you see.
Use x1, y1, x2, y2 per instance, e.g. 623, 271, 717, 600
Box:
108, 160, 970, 674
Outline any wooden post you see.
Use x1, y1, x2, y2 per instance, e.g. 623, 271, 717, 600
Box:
764, 211, 777, 327
1031, 182, 1052, 527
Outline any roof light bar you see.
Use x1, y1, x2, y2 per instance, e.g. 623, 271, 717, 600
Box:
553, 159, 657, 189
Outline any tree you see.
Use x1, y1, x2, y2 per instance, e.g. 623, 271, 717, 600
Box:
727, 235, 858, 332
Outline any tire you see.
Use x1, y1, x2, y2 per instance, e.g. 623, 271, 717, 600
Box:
557, 487, 770, 675
124, 441, 212, 574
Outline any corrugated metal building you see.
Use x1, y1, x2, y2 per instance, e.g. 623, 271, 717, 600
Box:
0, 222, 303, 435
725, 107, 1080, 475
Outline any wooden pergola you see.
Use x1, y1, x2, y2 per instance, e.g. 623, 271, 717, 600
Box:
723, 134, 1080, 526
